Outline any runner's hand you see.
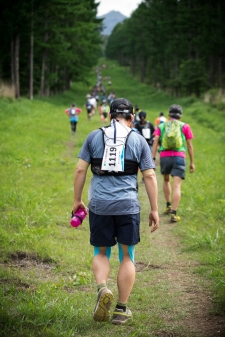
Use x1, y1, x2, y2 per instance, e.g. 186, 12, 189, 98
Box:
149, 210, 159, 233
73, 201, 88, 215
190, 163, 195, 173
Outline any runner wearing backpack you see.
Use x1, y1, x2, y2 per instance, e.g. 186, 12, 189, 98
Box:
151, 104, 195, 222
154, 112, 168, 127
101, 101, 110, 122
65, 103, 82, 135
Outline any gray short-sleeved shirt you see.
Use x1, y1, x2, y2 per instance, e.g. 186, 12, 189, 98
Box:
78, 127, 155, 215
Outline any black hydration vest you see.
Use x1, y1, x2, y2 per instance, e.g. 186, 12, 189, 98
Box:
91, 126, 139, 176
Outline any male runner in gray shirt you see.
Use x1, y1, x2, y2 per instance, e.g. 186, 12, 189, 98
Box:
72, 98, 159, 325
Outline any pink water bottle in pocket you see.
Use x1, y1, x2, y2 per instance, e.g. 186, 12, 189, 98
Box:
70, 208, 88, 228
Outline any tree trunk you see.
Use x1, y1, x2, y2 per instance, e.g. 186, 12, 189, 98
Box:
40, 49, 46, 97
41, 29, 48, 97
131, 58, 136, 76
29, 10, 34, 100
45, 85, 49, 97
218, 56, 223, 94
64, 67, 71, 91
217, 0, 223, 94
209, 54, 215, 87
187, 0, 192, 60
14, 33, 20, 99
10, 37, 15, 86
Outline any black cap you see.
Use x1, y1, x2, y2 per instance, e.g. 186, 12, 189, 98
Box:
159, 112, 164, 116
110, 98, 133, 114
72, 103, 76, 106
138, 111, 146, 118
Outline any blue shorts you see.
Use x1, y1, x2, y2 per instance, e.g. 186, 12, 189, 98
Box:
89, 210, 140, 247
160, 156, 186, 179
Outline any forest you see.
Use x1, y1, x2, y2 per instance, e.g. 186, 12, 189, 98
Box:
0, 0, 102, 99
106, 0, 225, 98
1, 0, 225, 100
1, 1, 225, 335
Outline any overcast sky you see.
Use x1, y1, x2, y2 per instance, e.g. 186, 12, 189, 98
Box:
96, 0, 143, 17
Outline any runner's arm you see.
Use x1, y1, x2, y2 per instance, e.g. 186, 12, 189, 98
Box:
73, 159, 89, 214
142, 168, 159, 232
76, 108, 82, 114
186, 139, 195, 173
151, 123, 155, 134
151, 135, 160, 160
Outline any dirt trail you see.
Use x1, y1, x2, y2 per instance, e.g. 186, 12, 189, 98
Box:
142, 169, 225, 337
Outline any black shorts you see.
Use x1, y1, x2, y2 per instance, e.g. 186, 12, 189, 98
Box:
89, 210, 140, 247
160, 156, 186, 179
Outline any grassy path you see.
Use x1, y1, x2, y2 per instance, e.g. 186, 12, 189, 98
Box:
136, 168, 225, 337
58, 129, 225, 336
1, 60, 225, 336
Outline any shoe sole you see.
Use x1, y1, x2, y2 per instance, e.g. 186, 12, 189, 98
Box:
112, 314, 132, 325
93, 289, 113, 322
112, 317, 132, 325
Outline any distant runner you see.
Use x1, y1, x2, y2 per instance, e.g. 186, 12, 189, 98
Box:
65, 103, 82, 135
85, 98, 93, 121
135, 111, 155, 151
154, 112, 168, 127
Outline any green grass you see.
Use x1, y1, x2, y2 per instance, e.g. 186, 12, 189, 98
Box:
0, 58, 224, 336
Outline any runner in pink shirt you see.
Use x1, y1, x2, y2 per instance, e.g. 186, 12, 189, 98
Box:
152, 104, 195, 222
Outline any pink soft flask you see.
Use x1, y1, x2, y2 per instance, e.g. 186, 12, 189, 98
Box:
70, 208, 87, 228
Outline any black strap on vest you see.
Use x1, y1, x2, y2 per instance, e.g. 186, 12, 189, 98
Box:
91, 158, 138, 176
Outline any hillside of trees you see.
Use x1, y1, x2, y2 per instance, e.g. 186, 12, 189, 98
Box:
1, 0, 225, 101
0, 0, 103, 99
105, 0, 225, 98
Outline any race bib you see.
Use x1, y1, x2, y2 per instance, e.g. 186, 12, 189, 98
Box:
101, 143, 125, 172
101, 120, 130, 172
142, 128, 151, 139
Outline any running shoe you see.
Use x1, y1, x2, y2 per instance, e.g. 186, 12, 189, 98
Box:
93, 288, 113, 322
171, 214, 181, 222
112, 308, 132, 325
163, 206, 172, 214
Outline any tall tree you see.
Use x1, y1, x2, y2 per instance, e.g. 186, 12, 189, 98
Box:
29, 3, 34, 100
0, 0, 103, 98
